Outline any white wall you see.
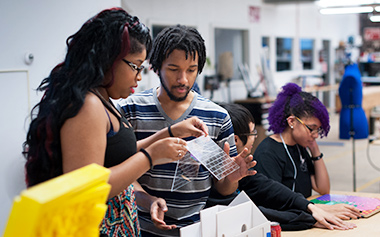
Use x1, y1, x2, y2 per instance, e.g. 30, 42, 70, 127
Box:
123, 0, 359, 102
0, 0, 120, 233
260, 3, 360, 89
0, 0, 359, 233
122, 0, 263, 102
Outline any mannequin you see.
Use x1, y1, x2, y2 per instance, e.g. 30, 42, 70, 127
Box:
339, 63, 368, 191
339, 63, 368, 139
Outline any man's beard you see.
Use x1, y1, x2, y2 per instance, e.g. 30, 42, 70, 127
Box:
159, 75, 191, 102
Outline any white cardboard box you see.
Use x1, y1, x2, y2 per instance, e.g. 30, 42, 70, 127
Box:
180, 191, 271, 237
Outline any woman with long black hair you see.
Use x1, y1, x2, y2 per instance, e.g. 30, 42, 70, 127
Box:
23, 8, 207, 236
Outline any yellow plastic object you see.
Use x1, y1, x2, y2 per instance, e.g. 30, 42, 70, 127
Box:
3, 163, 111, 237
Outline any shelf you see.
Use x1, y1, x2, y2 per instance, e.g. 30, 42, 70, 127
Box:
362, 77, 380, 83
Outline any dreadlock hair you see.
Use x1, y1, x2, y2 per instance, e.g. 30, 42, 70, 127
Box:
220, 103, 255, 145
23, 8, 152, 187
267, 83, 330, 137
149, 24, 206, 75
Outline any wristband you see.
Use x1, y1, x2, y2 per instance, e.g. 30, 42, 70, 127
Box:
310, 153, 323, 161
140, 148, 153, 169
168, 125, 174, 137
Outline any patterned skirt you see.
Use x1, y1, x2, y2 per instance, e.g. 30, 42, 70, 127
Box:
100, 184, 141, 237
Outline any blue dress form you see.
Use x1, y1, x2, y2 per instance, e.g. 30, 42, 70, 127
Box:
339, 63, 368, 139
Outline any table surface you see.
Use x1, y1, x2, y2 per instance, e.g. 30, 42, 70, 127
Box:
234, 96, 275, 104
282, 191, 380, 237
303, 84, 339, 93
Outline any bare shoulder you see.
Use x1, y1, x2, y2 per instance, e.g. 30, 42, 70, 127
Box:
78, 93, 107, 118
81, 92, 104, 111
60, 92, 108, 172
63, 92, 108, 129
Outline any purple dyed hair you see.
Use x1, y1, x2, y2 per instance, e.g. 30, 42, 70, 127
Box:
267, 83, 330, 137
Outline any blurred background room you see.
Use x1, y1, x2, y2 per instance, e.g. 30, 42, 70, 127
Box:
2, 0, 380, 233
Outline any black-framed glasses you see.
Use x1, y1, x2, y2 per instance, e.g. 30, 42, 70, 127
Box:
239, 129, 258, 137
122, 59, 144, 76
295, 116, 322, 135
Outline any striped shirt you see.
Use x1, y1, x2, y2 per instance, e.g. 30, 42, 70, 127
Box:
119, 88, 237, 236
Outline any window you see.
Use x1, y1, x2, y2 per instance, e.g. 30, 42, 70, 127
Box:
215, 28, 248, 81
262, 36, 270, 48
262, 36, 270, 64
276, 38, 292, 71
152, 25, 170, 39
300, 38, 314, 70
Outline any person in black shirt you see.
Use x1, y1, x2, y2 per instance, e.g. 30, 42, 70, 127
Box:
207, 103, 360, 231
254, 82, 329, 198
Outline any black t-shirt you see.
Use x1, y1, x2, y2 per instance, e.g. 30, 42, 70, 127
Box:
254, 136, 315, 198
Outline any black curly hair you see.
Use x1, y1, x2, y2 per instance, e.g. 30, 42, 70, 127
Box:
24, 8, 152, 187
149, 24, 206, 75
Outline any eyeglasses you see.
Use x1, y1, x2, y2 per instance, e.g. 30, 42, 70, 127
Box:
239, 129, 258, 137
295, 116, 322, 135
122, 59, 144, 76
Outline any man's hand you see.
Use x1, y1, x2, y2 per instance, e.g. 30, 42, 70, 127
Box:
150, 197, 177, 230
171, 116, 209, 138
224, 143, 257, 184
213, 143, 257, 196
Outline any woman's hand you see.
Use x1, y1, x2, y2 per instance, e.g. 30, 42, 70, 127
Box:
146, 137, 188, 166
308, 203, 357, 230
307, 139, 322, 157
170, 117, 208, 138
316, 203, 362, 220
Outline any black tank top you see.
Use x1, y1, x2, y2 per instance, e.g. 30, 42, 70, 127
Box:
93, 92, 137, 168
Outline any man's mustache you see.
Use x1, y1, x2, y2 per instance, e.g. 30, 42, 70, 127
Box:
172, 85, 190, 89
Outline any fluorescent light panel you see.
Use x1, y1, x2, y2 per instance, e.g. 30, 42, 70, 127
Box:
376, 6, 380, 12
320, 6, 373, 15
317, 0, 379, 8
370, 15, 380, 22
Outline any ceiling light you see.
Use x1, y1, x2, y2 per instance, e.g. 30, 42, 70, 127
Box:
375, 6, 380, 12
317, 0, 377, 8
370, 15, 380, 22
320, 6, 374, 15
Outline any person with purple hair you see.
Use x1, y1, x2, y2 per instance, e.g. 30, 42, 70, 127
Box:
207, 101, 360, 230
254, 82, 330, 198
253, 83, 362, 219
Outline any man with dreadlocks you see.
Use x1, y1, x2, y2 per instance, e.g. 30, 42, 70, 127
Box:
119, 24, 256, 236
